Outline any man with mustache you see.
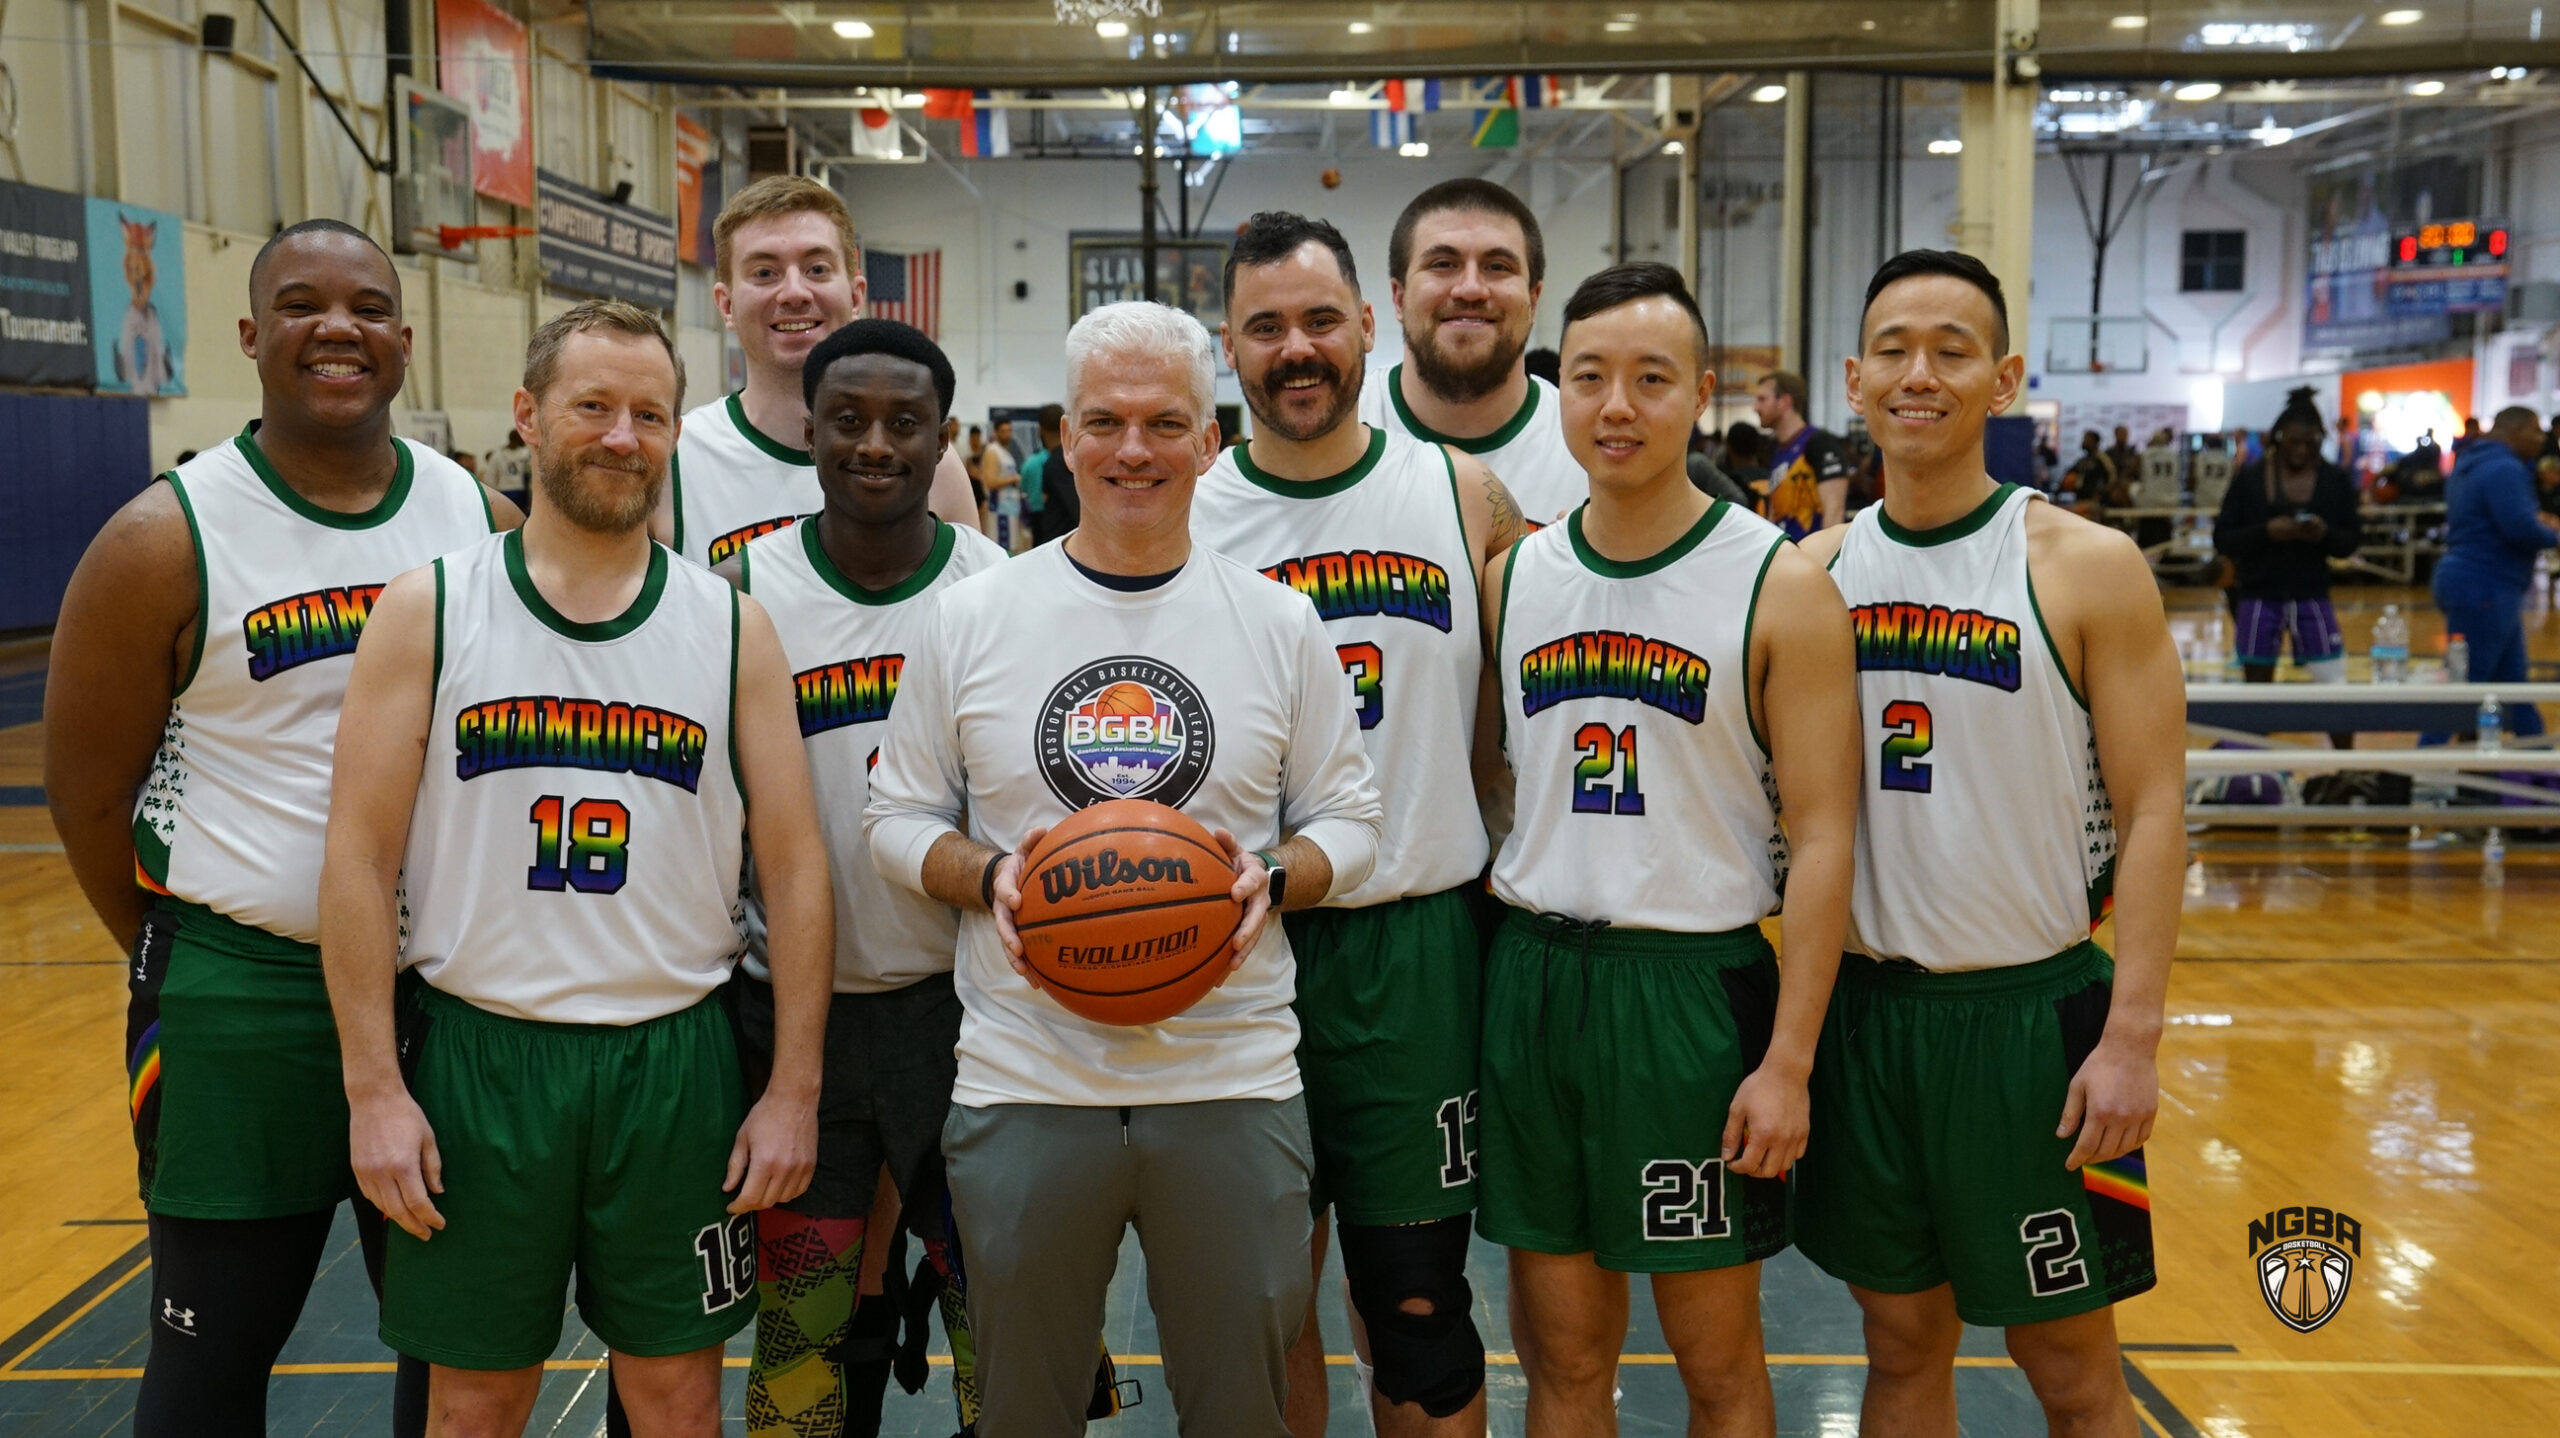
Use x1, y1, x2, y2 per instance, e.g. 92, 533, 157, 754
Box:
715, 319, 1006, 1437
1358, 179, 1580, 527
658, 176, 975, 567
47, 217, 514, 1438
1192, 210, 1521, 1438
321, 299, 832, 1438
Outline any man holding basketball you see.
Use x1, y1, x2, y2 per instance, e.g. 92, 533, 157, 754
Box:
866, 299, 1382, 1438
1192, 210, 1521, 1438
1477, 264, 1860, 1435
715, 319, 1006, 1437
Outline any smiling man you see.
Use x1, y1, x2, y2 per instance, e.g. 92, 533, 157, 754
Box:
46, 218, 514, 1438
865, 300, 1382, 1438
1191, 210, 1522, 1438
1793, 250, 2181, 1438
659, 177, 974, 566
714, 319, 1005, 1438
1477, 263, 1858, 1438
1358, 179, 1581, 527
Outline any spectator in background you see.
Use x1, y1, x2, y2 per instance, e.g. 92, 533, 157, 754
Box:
1023, 402, 1078, 545
2060, 429, 2115, 509
2214, 387, 2362, 685
2438, 406, 2559, 737
447, 449, 480, 480
1753, 368, 1853, 537
1684, 424, 1751, 505
965, 423, 986, 468
1522, 346, 1560, 385
1720, 420, 1770, 491
489, 430, 532, 510
2394, 430, 2447, 500
2462, 415, 2485, 443
2105, 424, 2140, 492
980, 416, 1026, 553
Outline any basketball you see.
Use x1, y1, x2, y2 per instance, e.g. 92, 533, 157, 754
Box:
1013, 799, 1244, 1025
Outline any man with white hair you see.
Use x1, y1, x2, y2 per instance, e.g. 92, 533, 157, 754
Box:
866, 300, 1384, 1437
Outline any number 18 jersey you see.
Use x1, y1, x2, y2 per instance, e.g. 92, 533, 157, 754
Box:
1490, 502, 1788, 930
1827, 484, 2117, 972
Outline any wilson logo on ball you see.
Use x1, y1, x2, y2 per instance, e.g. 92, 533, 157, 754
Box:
1037, 847, 1198, 904
2248, 1204, 2359, 1333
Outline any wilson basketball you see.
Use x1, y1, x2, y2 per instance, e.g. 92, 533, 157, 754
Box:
1014, 799, 1244, 1026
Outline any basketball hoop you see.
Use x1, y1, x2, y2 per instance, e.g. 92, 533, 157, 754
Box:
1053, 0, 1160, 23
439, 224, 537, 249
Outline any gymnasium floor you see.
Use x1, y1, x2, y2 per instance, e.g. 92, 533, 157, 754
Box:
3, 585, 2557, 1436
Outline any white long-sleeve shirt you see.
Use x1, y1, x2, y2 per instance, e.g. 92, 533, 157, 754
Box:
865, 540, 1382, 1107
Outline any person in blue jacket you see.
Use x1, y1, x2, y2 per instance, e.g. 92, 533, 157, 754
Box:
2437, 405, 2560, 737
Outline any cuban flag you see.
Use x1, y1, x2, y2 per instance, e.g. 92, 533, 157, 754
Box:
964, 89, 1010, 158
1385, 78, 1441, 113
1371, 109, 1416, 149
864, 248, 940, 339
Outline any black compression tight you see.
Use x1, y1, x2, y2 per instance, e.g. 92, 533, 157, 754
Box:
132, 1207, 428, 1438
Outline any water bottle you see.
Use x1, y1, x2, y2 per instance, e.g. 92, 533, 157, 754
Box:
2478, 692, 2503, 755
2485, 826, 2507, 889
2197, 610, 2229, 682
2445, 633, 2470, 686
2370, 605, 2410, 683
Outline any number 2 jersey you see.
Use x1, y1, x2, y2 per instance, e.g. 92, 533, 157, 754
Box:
1826, 483, 2116, 972
136, 430, 497, 943
737, 517, 1006, 992
401, 530, 747, 1024
1192, 427, 1487, 906
1490, 501, 1789, 930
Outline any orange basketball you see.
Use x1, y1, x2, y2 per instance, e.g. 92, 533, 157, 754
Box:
1014, 799, 1243, 1026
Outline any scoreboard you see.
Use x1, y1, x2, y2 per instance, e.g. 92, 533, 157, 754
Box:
2390, 219, 2510, 269
2386, 218, 2509, 315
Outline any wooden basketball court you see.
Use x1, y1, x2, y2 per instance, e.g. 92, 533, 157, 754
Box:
3, 584, 2557, 1435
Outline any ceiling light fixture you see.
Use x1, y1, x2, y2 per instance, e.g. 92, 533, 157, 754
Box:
1347, 20, 1372, 34
1605, 19, 1637, 31
1927, 137, 1963, 154
1329, 86, 1368, 106
2380, 8, 2422, 24
2110, 13, 2148, 27
831, 19, 873, 38
1398, 141, 1431, 157
1751, 83, 1788, 102
2406, 78, 2445, 94
2174, 80, 2223, 101
1663, 140, 1685, 155
1095, 19, 1129, 37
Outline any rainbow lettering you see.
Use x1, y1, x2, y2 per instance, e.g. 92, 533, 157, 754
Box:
1850, 601, 2023, 693
242, 584, 384, 681
1519, 630, 1711, 724
708, 515, 800, 565
1262, 550, 1453, 632
2082, 1153, 2149, 1211
455, 695, 710, 791
794, 654, 903, 738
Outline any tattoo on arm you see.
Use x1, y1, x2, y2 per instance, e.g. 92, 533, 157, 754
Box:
1483, 474, 1524, 556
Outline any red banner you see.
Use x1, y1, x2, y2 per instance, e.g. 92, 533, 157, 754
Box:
436, 0, 533, 209
675, 112, 713, 267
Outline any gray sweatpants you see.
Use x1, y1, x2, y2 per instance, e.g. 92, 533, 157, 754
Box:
943, 1097, 1315, 1438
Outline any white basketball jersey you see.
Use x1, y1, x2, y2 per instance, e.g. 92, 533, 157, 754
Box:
672, 391, 822, 567
135, 430, 496, 942
1828, 485, 2117, 971
739, 518, 1006, 992
1359, 362, 1584, 526
1490, 502, 1789, 930
401, 531, 747, 1024
1193, 428, 1487, 905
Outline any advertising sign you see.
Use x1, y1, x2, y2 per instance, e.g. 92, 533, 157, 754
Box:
2303, 158, 2474, 354
0, 179, 94, 388
86, 198, 186, 395
436, 0, 535, 209
537, 169, 677, 308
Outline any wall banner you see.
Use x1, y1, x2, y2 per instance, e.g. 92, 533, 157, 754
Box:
437, 0, 535, 209
86, 197, 186, 395
537, 169, 677, 308
0, 179, 95, 388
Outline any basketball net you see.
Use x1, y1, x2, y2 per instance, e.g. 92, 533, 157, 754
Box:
1053, 0, 1160, 23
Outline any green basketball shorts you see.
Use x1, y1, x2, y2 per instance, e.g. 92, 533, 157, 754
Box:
1793, 942, 2157, 1328
1286, 885, 1483, 1225
381, 982, 755, 1369
1476, 908, 1789, 1273
130, 899, 356, 1219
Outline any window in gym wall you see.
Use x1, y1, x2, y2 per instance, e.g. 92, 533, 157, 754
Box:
2181, 230, 2246, 293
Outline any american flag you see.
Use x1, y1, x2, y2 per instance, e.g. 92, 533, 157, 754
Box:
864, 247, 940, 339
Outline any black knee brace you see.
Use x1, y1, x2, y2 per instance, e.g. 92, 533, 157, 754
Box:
1336, 1215, 1485, 1418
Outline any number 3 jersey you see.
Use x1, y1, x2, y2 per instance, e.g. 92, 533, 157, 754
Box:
1826, 484, 2116, 972
1192, 427, 1487, 906
401, 530, 748, 1024
737, 517, 1006, 992
1490, 502, 1789, 930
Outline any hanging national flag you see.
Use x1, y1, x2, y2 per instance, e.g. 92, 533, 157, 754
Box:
963, 89, 1010, 158
1370, 110, 1416, 149
1472, 77, 1519, 148
864, 247, 941, 339
919, 88, 973, 121
1385, 78, 1441, 113
1519, 75, 1566, 109
852, 103, 901, 159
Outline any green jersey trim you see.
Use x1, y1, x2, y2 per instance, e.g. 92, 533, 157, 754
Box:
727, 391, 814, 466
1387, 363, 1539, 454
1739, 536, 1784, 758
165, 470, 208, 696
430, 558, 447, 708
1565, 499, 1725, 579
1874, 481, 2014, 548
728, 588, 746, 802
502, 528, 669, 642
2024, 561, 2091, 713
1232, 426, 1387, 498
234, 427, 416, 532
802, 517, 957, 606
668, 450, 685, 555
1493, 539, 1527, 756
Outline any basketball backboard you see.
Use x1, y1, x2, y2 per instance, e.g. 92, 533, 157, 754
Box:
394, 77, 478, 259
